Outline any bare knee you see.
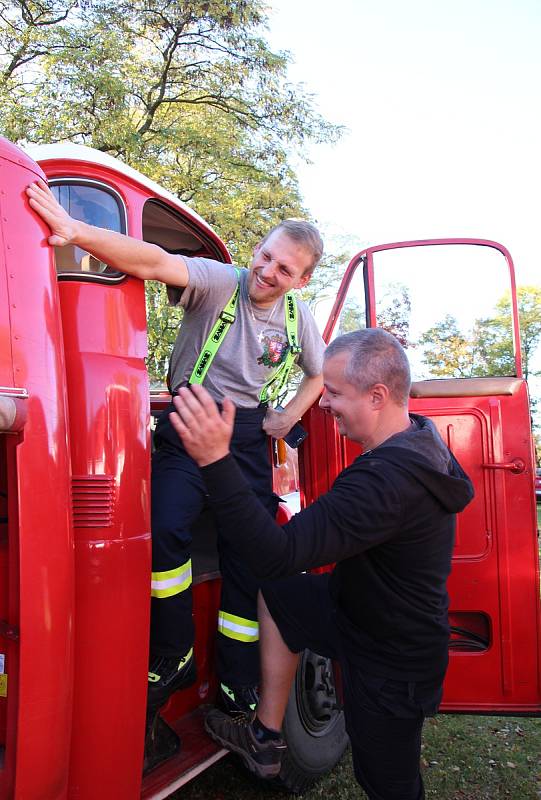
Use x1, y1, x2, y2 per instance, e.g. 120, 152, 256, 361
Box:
257, 589, 272, 621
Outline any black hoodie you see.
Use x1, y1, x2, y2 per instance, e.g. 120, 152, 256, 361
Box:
202, 414, 474, 681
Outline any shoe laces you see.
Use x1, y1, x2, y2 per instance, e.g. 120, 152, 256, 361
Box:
229, 710, 255, 726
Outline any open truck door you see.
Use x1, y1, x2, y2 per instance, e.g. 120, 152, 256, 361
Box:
302, 238, 541, 715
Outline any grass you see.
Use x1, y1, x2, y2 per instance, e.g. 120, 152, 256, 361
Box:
177, 504, 541, 799
177, 714, 541, 799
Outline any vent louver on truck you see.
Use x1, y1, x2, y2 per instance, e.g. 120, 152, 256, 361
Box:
72, 476, 115, 527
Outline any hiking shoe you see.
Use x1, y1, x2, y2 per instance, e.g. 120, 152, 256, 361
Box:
147, 648, 196, 710
219, 683, 259, 715
204, 709, 286, 780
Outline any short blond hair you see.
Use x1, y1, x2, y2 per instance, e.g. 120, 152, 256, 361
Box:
261, 219, 324, 273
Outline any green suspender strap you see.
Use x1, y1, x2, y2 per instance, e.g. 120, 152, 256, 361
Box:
189, 268, 241, 385
188, 274, 301, 405
259, 292, 301, 405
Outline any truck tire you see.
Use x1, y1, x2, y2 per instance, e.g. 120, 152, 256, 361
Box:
276, 649, 349, 794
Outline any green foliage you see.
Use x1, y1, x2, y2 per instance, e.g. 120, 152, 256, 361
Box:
337, 297, 365, 335
377, 281, 411, 347
418, 285, 541, 443
0, 0, 342, 383
418, 314, 478, 378
419, 286, 541, 381
145, 281, 183, 386
470, 286, 541, 380
334, 277, 413, 344
0, 0, 340, 249
502, 286, 541, 380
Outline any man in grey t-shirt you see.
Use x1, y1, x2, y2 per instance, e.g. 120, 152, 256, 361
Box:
152, 243, 324, 708
26, 180, 326, 765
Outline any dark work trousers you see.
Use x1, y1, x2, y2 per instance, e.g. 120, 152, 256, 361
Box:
151, 402, 279, 687
341, 665, 439, 800
263, 573, 443, 800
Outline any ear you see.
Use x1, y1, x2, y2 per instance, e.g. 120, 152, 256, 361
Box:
369, 383, 389, 409
294, 272, 312, 290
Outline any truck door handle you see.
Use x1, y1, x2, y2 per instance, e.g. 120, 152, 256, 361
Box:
481, 458, 525, 474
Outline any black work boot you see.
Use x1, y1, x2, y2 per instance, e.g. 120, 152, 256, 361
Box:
143, 649, 196, 774
143, 713, 180, 775
218, 683, 259, 715
204, 709, 286, 780
147, 648, 196, 710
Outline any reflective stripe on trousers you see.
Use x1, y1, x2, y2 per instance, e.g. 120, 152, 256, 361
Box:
218, 610, 259, 642
151, 559, 192, 599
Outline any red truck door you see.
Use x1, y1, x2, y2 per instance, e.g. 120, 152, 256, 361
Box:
303, 238, 541, 714
0, 138, 74, 799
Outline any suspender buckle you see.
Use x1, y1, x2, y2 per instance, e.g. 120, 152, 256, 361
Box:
220, 310, 236, 324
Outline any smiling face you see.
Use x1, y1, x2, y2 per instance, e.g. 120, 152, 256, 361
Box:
248, 229, 313, 307
319, 352, 380, 447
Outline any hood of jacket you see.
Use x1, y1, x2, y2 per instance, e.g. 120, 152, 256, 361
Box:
365, 414, 474, 514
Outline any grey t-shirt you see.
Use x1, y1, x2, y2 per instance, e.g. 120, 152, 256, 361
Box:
167, 257, 325, 408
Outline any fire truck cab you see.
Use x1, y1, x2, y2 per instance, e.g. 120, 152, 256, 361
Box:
0, 136, 539, 799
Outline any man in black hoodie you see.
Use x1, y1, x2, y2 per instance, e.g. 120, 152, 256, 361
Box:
169, 328, 474, 800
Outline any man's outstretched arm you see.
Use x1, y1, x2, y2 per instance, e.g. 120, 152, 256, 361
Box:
169, 385, 392, 580
26, 179, 189, 287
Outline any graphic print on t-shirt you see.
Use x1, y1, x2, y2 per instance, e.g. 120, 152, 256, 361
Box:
257, 328, 289, 369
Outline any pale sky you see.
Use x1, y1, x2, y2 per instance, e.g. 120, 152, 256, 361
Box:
268, 0, 541, 286
267, 0, 541, 393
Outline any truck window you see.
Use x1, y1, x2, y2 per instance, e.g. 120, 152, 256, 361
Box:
371, 244, 515, 380
51, 181, 126, 279
142, 198, 225, 258
329, 263, 367, 340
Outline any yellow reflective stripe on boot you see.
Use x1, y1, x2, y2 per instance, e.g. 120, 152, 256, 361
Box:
151, 560, 192, 599
218, 610, 259, 642
148, 648, 194, 682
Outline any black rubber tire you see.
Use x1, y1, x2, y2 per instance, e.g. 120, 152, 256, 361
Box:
276, 649, 349, 794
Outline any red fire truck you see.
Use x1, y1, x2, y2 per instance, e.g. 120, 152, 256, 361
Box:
0, 135, 539, 799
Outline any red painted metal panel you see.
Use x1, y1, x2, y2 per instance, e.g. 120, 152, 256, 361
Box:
56, 276, 151, 798
410, 386, 541, 712
0, 138, 74, 799
141, 580, 223, 798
